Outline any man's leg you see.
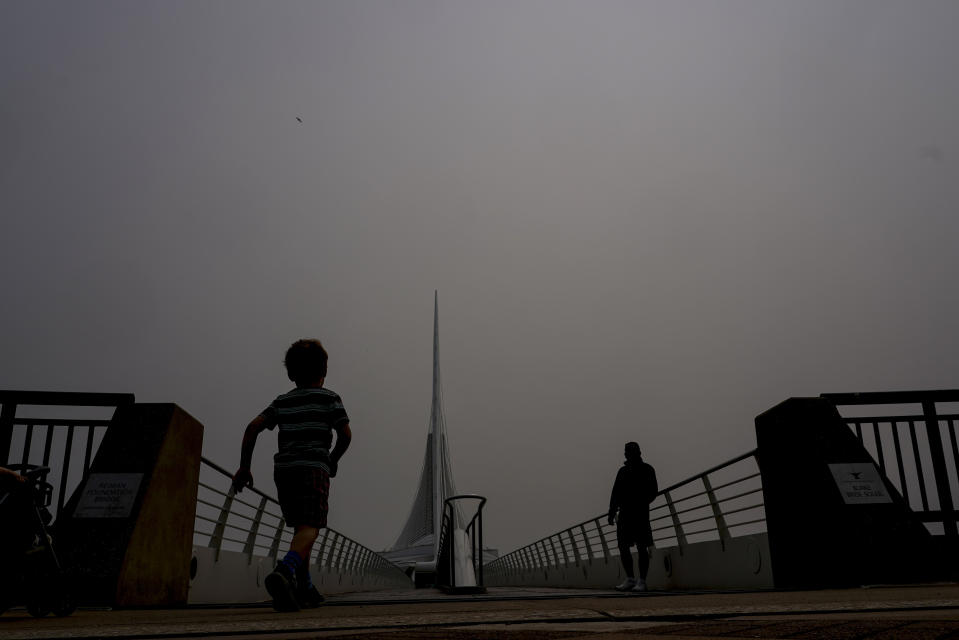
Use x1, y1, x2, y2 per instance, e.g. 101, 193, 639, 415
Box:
637, 545, 650, 581
614, 527, 637, 590
618, 539, 635, 578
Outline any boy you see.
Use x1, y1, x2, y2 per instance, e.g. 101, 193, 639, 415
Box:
232, 339, 352, 611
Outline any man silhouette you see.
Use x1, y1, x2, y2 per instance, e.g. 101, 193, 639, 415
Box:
608, 442, 658, 591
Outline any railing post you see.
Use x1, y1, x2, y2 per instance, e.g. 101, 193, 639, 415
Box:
315, 528, 330, 571
702, 475, 729, 549
579, 523, 593, 562
268, 517, 285, 560
548, 535, 563, 566
209, 488, 235, 561
349, 541, 361, 573
922, 400, 958, 538
664, 491, 687, 554
333, 534, 347, 571
521, 546, 534, 571
325, 534, 337, 571
594, 518, 610, 562
538, 540, 551, 567
0, 400, 16, 464
243, 495, 268, 563
568, 529, 581, 565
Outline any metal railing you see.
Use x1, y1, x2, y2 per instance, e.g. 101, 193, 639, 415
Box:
0, 391, 135, 519
823, 390, 959, 539
436, 494, 487, 592
194, 457, 404, 579
485, 450, 764, 580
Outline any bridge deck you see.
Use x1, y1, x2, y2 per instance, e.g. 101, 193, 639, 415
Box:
3, 584, 958, 639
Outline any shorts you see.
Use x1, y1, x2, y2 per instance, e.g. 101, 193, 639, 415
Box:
273, 466, 330, 528
616, 514, 653, 548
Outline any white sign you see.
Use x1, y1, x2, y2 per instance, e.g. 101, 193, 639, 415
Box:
828, 463, 892, 504
74, 473, 144, 518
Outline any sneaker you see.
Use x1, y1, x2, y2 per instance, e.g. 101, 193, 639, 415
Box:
264, 564, 300, 612
295, 584, 326, 609
614, 578, 637, 591
632, 579, 647, 592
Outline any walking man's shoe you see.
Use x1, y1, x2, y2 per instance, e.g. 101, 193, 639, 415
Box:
632, 579, 647, 592
614, 577, 637, 591
265, 564, 300, 612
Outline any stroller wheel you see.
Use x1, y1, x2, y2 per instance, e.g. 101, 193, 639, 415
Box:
52, 593, 75, 617
27, 601, 51, 618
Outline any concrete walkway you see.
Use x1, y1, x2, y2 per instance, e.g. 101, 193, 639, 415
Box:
2, 584, 958, 639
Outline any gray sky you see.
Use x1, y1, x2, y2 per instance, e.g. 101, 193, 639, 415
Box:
2, 1, 958, 553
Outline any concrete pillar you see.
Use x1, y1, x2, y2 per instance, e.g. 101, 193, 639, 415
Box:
55, 404, 203, 606
755, 397, 935, 588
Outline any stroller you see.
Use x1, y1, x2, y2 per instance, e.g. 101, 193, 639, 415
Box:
0, 464, 75, 617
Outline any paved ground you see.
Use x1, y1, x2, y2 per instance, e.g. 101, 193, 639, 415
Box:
2, 584, 958, 639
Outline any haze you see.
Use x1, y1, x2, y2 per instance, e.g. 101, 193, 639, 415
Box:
2, 1, 957, 553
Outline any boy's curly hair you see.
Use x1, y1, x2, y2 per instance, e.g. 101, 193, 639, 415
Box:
284, 339, 328, 385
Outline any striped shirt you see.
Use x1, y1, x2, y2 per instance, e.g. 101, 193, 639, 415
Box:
261, 387, 350, 471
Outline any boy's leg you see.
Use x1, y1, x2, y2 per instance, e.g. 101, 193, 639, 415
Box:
291, 525, 320, 559
291, 468, 330, 607
270, 467, 329, 610
290, 525, 324, 606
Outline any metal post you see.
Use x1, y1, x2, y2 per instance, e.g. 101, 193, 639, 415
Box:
579, 524, 593, 562
243, 495, 269, 563
923, 401, 957, 538
521, 546, 534, 571
0, 400, 16, 464
702, 475, 729, 549
324, 533, 337, 570
539, 540, 551, 567
315, 528, 331, 571
548, 535, 563, 566
268, 517, 286, 560
594, 518, 610, 562
334, 535, 348, 571
477, 510, 484, 586
664, 491, 687, 554
209, 488, 235, 561
568, 529, 581, 565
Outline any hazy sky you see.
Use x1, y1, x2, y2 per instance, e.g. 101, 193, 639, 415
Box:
2, 1, 958, 553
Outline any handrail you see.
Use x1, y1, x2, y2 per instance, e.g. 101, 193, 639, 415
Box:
195, 457, 406, 579
486, 449, 764, 579
498, 449, 760, 554
1, 391, 135, 517
823, 390, 959, 404
0, 390, 136, 406
823, 391, 959, 539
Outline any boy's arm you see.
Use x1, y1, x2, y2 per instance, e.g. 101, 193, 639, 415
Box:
232, 415, 269, 492
328, 422, 352, 478
0, 466, 26, 490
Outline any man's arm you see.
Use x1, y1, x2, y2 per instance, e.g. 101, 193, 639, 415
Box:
646, 464, 659, 504
608, 468, 623, 525
328, 422, 352, 477
232, 415, 269, 492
